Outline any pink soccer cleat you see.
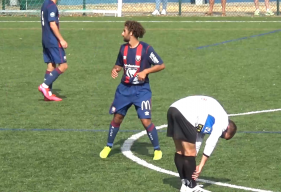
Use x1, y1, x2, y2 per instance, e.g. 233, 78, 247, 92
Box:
38, 85, 52, 101
44, 94, 62, 101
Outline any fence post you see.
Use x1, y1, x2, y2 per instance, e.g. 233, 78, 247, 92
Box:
2, 0, 6, 10
277, 0, 280, 15
179, 0, 182, 15
83, 0, 86, 15
117, 0, 122, 17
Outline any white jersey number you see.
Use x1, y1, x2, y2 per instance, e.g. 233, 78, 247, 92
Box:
41, 11, 44, 26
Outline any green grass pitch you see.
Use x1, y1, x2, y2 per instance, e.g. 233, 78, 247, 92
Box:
0, 16, 281, 191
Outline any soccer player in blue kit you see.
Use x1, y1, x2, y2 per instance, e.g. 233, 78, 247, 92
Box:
38, 0, 68, 101
100, 21, 165, 160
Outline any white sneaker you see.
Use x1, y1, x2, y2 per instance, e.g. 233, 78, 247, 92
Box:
265, 10, 274, 16
161, 9, 167, 15
254, 9, 260, 16
190, 185, 212, 192
152, 9, 160, 15
180, 183, 187, 192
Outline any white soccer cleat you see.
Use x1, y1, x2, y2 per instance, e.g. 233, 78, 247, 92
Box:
180, 183, 187, 192
152, 9, 160, 15
190, 185, 212, 192
181, 185, 211, 192
161, 9, 167, 15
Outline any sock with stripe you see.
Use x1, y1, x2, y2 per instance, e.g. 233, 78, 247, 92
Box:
44, 70, 53, 96
106, 120, 120, 147
145, 123, 160, 150
44, 68, 63, 86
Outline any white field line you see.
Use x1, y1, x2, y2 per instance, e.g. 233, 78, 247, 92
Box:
121, 108, 281, 192
1, 20, 281, 23
228, 108, 281, 117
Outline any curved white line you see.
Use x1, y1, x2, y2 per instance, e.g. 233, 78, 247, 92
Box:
121, 109, 281, 192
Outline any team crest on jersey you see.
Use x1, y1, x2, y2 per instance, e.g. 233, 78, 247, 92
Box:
126, 67, 138, 78
50, 12, 55, 17
135, 55, 141, 62
111, 106, 116, 113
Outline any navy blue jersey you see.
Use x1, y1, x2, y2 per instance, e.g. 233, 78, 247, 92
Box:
115, 41, 163, 85
41, 0, 60, 48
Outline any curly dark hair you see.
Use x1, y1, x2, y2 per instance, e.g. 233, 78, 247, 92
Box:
124, 20, 146, 39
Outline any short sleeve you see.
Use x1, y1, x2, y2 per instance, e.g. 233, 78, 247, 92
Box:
115, 46, 124, 67
146, 46, 163, 65
47, 5, 58, 22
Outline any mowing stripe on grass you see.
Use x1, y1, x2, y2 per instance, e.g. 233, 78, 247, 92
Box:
196, 29, 281, 49
1, 21, 278, 50
1, 127, 281, 134
121, 108, 280, 191
1, 28, 279, 31
1, 20, 281, 23
1, 20, 279, 50
1, 108, 281, 133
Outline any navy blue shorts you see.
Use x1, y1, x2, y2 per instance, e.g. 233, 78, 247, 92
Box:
43, 47, 67, 64
109, 83, 152, 119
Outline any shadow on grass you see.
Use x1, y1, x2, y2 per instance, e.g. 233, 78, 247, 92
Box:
52, 89, 67, 99
163, 176, 231, 190
107, 138, 127, 158
130, 141, 151, 157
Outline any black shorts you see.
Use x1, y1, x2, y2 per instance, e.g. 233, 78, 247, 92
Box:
166, 107, 197, 144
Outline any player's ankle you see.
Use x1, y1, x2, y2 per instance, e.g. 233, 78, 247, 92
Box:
41, 83, 49, 88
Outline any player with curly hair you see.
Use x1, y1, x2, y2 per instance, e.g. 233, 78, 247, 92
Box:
100, 21, 165, 160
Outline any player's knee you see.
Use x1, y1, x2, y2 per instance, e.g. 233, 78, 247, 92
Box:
47, 63, 56, 71
141, 119, 151, 128
113, 114, 124, 124
58, 63, 68, 72
113, 118, 123, 125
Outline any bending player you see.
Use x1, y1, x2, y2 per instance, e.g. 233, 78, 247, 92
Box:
167, 95, 237, 192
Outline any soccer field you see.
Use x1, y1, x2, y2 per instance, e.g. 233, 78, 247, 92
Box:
0, 16, 281, 192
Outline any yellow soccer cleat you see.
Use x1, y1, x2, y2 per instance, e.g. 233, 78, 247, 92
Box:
100, 146, 112, 159
153, 150, 162, 160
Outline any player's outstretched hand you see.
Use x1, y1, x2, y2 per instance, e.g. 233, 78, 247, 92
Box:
111, 68, 118, 79
60, 40, 68, 49
192, 165, 202, 180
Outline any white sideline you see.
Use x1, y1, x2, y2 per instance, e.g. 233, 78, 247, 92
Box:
121, 108, 281, 192
1, 20, 281, 23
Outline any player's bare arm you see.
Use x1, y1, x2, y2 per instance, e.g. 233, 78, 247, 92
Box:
137, 64, 165, 81
111, 65, 122, 79
192, 154, 209, 180
50, 21, 68, 49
